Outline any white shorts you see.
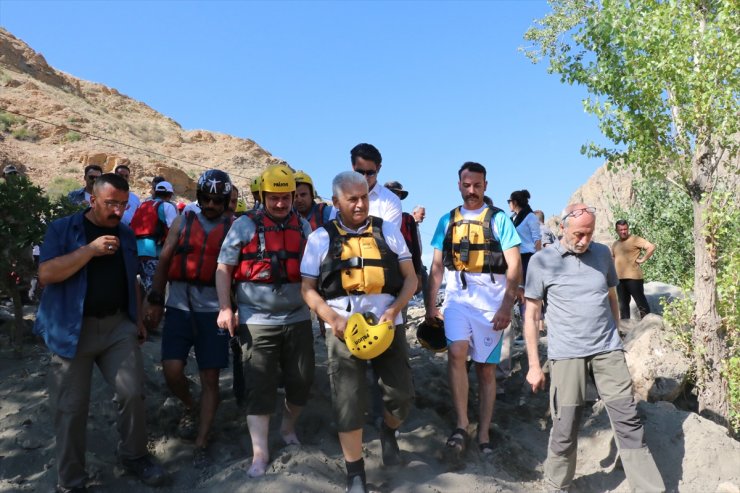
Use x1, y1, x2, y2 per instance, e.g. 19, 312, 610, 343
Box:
443, 303, 503, 364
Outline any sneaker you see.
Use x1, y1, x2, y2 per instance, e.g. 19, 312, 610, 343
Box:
346, 475, 367, 493
121, 454, 168, 487
379, 423, 401, 466
178, 409, 198, 441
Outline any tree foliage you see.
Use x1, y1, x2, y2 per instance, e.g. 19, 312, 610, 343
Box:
612, 179, 694, 287
524, 0, 740, 430
0, 176, 85, 350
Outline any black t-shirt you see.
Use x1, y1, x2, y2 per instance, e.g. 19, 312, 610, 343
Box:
83, 216, 128, 317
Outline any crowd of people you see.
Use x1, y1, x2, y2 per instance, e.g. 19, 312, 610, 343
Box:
12, 142, 662, 493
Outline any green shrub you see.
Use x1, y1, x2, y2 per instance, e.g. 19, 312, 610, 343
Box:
45, 176, 81, 199
64, 131, 82, 142
0, 111, 23, 132
11, 127, 38, 141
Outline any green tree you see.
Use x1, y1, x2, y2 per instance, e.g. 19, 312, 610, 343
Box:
523, 0, 739, 428
612, 179, 694, 287
0, 175, 51, 350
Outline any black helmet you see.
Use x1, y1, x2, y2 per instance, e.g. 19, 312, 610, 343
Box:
197, 169, 233, 196
416, 318, 447, 353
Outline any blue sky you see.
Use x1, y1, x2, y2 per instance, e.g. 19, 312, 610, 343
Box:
1, 1, 608, 261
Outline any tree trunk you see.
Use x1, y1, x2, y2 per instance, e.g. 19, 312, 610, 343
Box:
691, 191, 728, 427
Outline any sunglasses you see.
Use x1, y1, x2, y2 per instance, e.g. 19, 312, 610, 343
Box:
562, 207, 597, 221
354, 169, 377, 176
200, 195, 226, 205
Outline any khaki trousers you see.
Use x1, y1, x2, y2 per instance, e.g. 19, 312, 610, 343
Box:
49, 313, 147, 489
545, 350, 665, 492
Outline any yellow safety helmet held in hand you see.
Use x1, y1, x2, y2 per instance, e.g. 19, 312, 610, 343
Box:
345, 312, 394, 360
260, 165, 295, 202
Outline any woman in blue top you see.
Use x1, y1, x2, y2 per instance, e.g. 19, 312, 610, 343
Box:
508, 189, 541, 283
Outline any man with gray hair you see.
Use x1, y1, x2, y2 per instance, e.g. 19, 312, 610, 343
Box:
523, 203, 664, 492
301, 171, 417, 493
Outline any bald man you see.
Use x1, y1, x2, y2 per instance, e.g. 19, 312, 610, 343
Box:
523, 204, 664, 493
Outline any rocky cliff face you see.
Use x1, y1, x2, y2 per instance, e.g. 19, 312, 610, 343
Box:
566, 164, 639, 244
0, 28, 285, 200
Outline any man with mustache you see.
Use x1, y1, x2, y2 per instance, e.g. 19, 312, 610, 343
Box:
34, 173, 167, 492
142, 170, 235, 468
524, 204, 664, 492
425, 161, 522, 460
301, 170, 417, 493
216, 164, 314, 479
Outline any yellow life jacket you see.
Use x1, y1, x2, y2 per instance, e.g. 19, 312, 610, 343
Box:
318, 216, 403, 299
442, 206, 508, 284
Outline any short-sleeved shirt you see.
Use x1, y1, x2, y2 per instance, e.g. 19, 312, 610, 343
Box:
135, 200, 178, 258
525, 240, 622, 360
300, 216, 412, 326
430, 205, 521, 313
121, 192, 141, 226
218, 213, 312, 325
514, 212, 542, 254
611, 235, 650, 280
327, 184, 403, 231
166, 212, 227, 312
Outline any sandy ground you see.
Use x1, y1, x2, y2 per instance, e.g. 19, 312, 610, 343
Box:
1, 302, 739, 493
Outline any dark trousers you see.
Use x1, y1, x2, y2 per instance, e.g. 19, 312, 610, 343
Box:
617, 278, 651, 319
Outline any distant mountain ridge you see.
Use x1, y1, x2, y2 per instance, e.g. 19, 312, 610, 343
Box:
0, 27, 285, 201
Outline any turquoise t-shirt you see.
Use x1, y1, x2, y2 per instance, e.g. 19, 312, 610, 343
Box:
431, 205, 521, 252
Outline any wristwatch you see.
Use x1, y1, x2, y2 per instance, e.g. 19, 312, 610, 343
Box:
147, 291, 165, 306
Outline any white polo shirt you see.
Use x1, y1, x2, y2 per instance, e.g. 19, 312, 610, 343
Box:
327, 183, 403, 230
300, 217, 411, 326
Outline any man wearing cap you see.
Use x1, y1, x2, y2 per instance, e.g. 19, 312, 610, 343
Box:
68, 165, 103, 206
114, 164, 141, 226
35, 173, 168, 492
216, 164, 314, 479
1, 164, 20, 180
130, 181, 177, 295
350, 143, 402, 230
301, 171, 417, 493
524, 204, 664, 492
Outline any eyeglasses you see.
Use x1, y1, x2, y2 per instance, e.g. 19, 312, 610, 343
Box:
354, 169, 377, 176
102, 200, 129, 210
86, 174, 101, 181
200, 195, 226, 205
562, 207, 596, 221
506, 199, 512, 203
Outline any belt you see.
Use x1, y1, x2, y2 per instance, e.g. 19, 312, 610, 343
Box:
85, 307, 122, 319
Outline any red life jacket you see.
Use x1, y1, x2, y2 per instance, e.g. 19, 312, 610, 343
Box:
400, 212, 415, 250
130, 199, 168, 243
233, 210, 306, 287
167, 211, 233, 285
306, 202, 328, 231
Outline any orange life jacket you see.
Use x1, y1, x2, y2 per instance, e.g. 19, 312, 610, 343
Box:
130, 199, 168, 244
167, 212, 233, 285
233, 210, 306, 287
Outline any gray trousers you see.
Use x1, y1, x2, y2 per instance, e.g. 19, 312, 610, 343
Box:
545, 350, 665, 492
49, 313, 148, 489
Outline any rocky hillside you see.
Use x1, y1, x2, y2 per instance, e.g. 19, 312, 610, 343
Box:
566, 164, 639, 243
0, 28, 285, 201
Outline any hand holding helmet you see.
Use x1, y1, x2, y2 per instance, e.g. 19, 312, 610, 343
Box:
345, 312, 395, 360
